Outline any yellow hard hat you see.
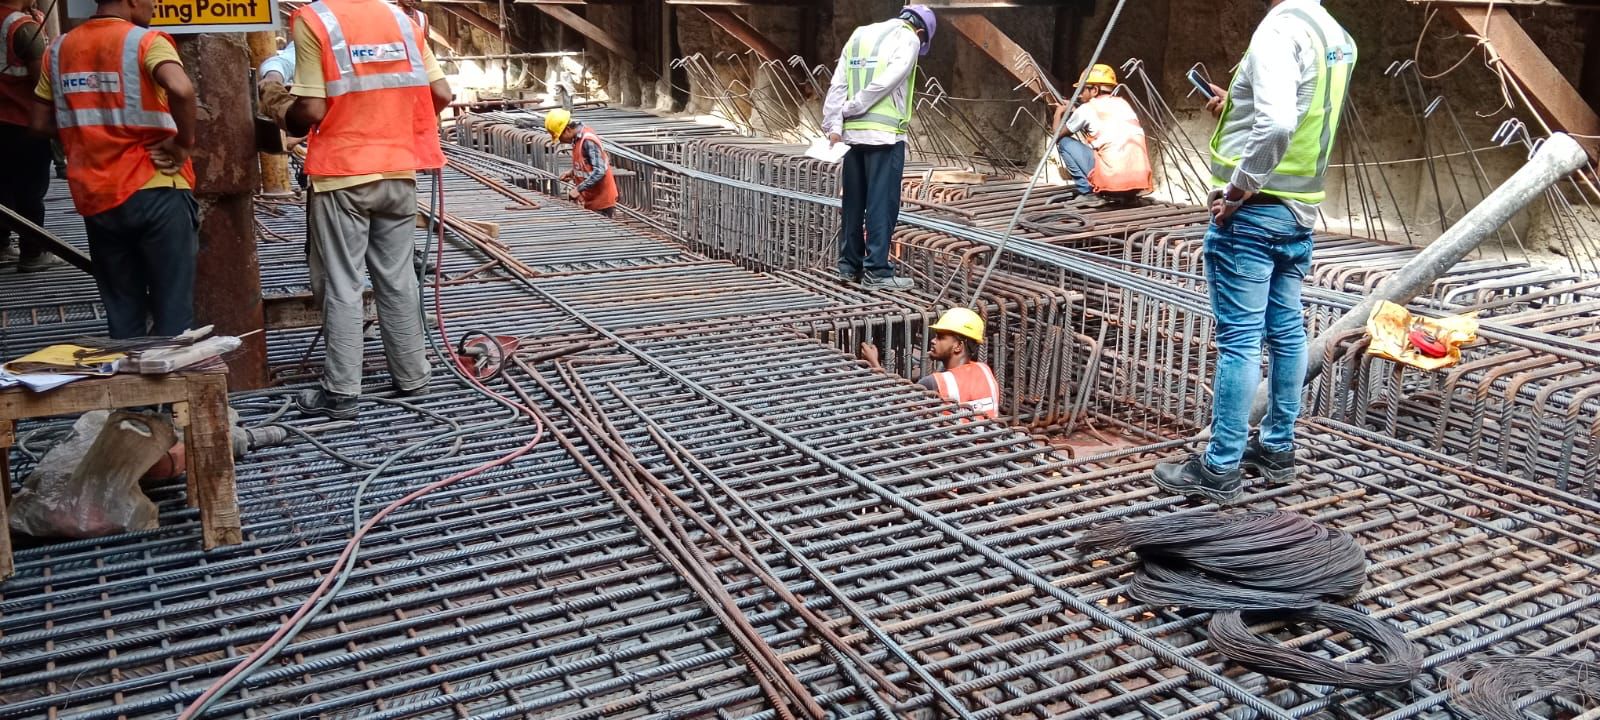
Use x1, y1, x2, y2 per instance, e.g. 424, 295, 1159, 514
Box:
930, 307, 985, 344
544, 108, 571, 141
1079, 63, 1117, 87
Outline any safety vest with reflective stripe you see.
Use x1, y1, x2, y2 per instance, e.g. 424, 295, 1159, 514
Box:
0, 9, 40, 126
932, 361, 1000, 420
48, 20, 192, 217
295, 0, 444, 177
572, 125, 618, 211
1208, 6, 1355, 204
841, 19, 917, 136
1076, 95, 1153, 194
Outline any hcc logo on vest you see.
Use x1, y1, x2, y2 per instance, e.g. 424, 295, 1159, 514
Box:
60, 72, 122, 95
351, 42, 408, 65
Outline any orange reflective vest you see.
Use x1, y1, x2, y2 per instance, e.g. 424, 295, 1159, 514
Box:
1078, 95, 1152, 194
295, 0, 443, 177
931, 361, 1000, 420
0, 9, 40, 126
46, 19, 193, 217
572, 125, 617, 211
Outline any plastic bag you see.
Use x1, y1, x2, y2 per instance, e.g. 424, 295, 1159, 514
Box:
9, 411, 176, 539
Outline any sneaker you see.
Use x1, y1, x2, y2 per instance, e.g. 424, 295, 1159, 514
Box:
17, 253, 65, 273
0, 245, 18, 264
294, 388, 359, 420
1242, 436, 1296, 483
1153, 456, 1243, 504
862, 275, 914, 290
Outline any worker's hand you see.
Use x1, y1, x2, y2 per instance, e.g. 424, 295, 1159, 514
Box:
1207, 186, 1251, 225
827, 132, 842, 146
1205, 84, 1227, 117
859, 342, 882, 369
147, 138, 190, 176
566, 188, 580, 201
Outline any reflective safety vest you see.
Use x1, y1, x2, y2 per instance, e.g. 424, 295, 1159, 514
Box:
296, 0, 444, 177
1208, 6, 1355, 204
841, 20, 917, 136
932, 361, 1000, 420
1076, 95, 1152, 194
0, 9, 40, 126
571, 125, 618, 211
47, 19, 192, 217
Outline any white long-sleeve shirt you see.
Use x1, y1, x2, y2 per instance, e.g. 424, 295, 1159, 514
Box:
1215, 0, 1349, 228
821, 19, 921, 146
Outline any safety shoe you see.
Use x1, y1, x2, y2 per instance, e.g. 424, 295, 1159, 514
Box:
0, 245, 18, 264
1153, 456, 1243, 504
1242, 436, 1296, 483
17, 253, 65, 273
389, 380, 430, 398
862, 275, 914, 290
836, 269, 862, 284
294, 388, 359, 420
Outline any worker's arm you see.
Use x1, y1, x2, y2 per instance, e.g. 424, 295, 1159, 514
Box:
286, 13, 327, 136
838, 29, 918, 121
28, 98, 53, 137
147, 61, 196, 174
421, 41, 451, 113
430, 78, 451, 114
820, 40, 851, 143
1225, 22, 1302, 200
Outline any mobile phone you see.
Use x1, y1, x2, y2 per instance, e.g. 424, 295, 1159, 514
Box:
1187, 67, 1216, 100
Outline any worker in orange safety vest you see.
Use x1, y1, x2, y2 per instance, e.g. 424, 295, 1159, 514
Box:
544, 108, 619, 217
284, 0, 452, 419
861, 307, 1000, 420
1053, 63, 1152, 201
0, 0, 62, 272
30, 0, 198, 339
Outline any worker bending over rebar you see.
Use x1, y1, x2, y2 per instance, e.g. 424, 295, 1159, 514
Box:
861, 308, 999, 420
284, 0, 452, 419
1052, 64, 1152, 201
544, 109, 619, 218
1154, 0, 1356, 503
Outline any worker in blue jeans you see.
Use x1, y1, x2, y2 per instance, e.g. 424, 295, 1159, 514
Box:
1154, 0, 1356, 503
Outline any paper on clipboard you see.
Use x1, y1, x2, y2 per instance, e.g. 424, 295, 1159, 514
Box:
805, 138, 850, 163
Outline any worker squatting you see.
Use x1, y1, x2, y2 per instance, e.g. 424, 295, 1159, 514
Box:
9, 0, 1354, 504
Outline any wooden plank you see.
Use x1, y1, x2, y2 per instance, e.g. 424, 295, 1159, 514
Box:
0, 203, 93, 274
0, 375, 192, 421
697, 7, 789, 62
1446, 6, 1600, 159
186, 372, 241, 549
535, 4, 637, 62
945, 11, 1064, 105
263, 290, 377, 330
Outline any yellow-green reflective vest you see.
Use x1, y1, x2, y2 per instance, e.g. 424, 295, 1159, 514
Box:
842, 20, 917, 135
1209, 8, 1356, 204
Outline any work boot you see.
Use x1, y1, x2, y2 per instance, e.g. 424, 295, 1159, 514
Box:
1153, 456, 1243, 504
389, 380, 430, 398
294, 388, 359, 420
0, 245, 17, 264
862, 275, 914, 290
17, 253, 65, 273
836, 269, 861, 284
1242, 436, 1296, 483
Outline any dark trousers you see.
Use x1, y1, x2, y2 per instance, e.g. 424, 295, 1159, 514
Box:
84, 187, 199, 339
839, 141, 905, 280
0, 123, 54, 261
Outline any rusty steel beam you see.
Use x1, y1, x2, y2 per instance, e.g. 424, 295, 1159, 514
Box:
697, 7, 789, 62
945, 11, 1063, 105
178, 34, 269, 390
1446, 6, 1600, 158
247, 32, 292, 197
534, 3, 637, 61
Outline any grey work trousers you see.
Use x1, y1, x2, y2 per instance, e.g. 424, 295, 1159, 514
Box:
308, 179, 430, 397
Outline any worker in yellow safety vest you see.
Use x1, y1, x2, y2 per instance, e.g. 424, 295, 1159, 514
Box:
1154, 0, 1355, 504
1052, 63, 1152, 201
861, 307, 1000, 421
822, 4, 934, 291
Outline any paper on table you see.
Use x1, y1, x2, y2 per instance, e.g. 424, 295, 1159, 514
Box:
0, 369, 89, 392
804, 138, 850, 163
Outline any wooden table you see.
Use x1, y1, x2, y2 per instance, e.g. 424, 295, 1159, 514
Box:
0, 369, 242, 579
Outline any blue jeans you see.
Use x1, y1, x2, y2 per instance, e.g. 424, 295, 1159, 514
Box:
1056, 137, 1095, 194
84, 188, 199, 339
839, 141, 906, 280
1201, 202, 1314, 472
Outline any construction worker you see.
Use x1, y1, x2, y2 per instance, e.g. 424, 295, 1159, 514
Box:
545, 109, 618, 218
822, 4, 935, 291
0, 0, 61, 272
30, 0, 198, 339
285, 0, 452, 418
394, 0, 427, 36
1053, 64, 1152, 200
1154, 0, 1356, 502
860, 307, 999, 420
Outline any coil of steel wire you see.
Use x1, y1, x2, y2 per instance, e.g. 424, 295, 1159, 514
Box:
1449, 655, 1600, 719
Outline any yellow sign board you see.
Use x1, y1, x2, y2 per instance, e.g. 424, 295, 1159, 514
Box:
150, 0, 280, 33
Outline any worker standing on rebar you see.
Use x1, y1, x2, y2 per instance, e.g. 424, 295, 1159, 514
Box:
0, 0, 61, 272
823, 4, 934, 291
1052, 64, 1152, 201
545, 108, 619, 218
1154, 0, 1356, 502
285, 0, 452, 419
861, 307, 999, 420
30, 0, 198, 339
